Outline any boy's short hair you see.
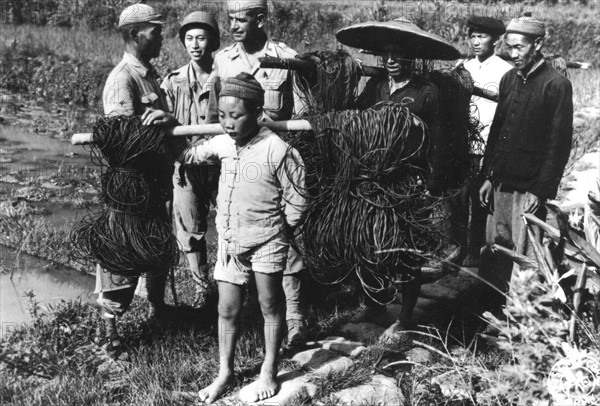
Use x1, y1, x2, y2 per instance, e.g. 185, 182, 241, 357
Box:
220, 73, 265, 109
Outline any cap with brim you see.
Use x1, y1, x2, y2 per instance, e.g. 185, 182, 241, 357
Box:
336, 19, 460, 60
467, 16, 505, 36
119, 4, 164, 27
506, 17, 545, 38
226, 0, 268, 13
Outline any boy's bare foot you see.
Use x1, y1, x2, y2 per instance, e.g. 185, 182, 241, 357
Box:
349, 305, 385, 323
239, 366, 279, 403
198, 372, 234, 404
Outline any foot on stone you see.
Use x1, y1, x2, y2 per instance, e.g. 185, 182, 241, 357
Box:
239, 370, 279, 403
379, 321, 411, 344
349, 305, 385, 323
198, 373, 235, 404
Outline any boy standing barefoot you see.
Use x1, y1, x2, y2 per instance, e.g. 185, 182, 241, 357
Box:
179, 73, 306, 404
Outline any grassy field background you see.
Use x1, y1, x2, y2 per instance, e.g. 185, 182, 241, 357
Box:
1, 1, 599, 405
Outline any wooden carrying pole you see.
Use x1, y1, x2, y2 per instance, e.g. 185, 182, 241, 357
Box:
71, 119, 312, 145
259, 56, 498, 102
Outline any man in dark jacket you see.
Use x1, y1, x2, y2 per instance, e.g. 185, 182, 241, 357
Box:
479, 16, 573, 300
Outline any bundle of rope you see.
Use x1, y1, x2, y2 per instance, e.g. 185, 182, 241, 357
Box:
294, 50, 362, 112
429, 66, 484, 188
283, 103, 448, 304
70, 116, 179, 277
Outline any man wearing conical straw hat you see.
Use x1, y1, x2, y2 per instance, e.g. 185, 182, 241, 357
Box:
341, 18, 463, 342
205, 0, 309, 349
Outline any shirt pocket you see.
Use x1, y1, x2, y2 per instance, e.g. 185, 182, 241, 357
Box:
258, 70, 288, 113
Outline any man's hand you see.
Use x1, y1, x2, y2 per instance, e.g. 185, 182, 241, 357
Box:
479, 179, 493, 207
141, 108, 178, 127
523, 192, 544, 214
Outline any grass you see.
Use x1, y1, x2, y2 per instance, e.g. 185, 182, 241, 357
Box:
1, 1, 599, 405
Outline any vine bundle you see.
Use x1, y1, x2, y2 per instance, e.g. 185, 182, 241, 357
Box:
284, 103, 448, 304
294, 50, 361, 112
70, 116, 179, 277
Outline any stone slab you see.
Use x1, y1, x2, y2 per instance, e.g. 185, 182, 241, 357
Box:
333, 374, 405, 406
340, 322, 386, 343
240, 369, 319, 405
435, 274, 481, 299
419, 283, 461, 302
292, 348, 342, 368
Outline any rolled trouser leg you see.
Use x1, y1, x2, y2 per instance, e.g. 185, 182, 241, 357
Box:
284, 245, 306, 347
173, 163, 211, 304
283, 245, 304, 323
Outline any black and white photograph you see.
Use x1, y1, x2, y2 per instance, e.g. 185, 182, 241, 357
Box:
1, 0, 599, 404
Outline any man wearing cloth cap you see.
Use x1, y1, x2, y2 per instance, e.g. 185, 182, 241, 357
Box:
205, 0, 308, 347
161, 11, 221, 308
479, 16, 573, 308
97, 3, 180, 358
457, 16, 512, 266
180, 73, 306, 404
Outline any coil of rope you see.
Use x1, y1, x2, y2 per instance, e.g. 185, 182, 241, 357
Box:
70, 116, 179, 278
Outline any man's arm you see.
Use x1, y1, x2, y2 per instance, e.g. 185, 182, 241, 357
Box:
204, 58, 221, 124
529, 78, 574, 199
103, 73, 136, 116
178, 136, 219, 166
481, 73, 509, 180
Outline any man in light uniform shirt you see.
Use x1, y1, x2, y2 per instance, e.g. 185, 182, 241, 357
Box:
460, 16, 512, 266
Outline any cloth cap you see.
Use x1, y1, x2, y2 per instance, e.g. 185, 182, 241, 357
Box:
506, 16, 546, 38
226, 0, 268, 13
220, 73, 265, 106
467, 16, 505, 36
179, 11, 220, 51
119, 4, 164, 27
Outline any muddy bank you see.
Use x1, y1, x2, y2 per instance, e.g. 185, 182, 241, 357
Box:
0, 244, 95, 337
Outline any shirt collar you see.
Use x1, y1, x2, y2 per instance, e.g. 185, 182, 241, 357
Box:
517, 56, 545, 81
228, 40, 278, 60
123, 52, 155, 78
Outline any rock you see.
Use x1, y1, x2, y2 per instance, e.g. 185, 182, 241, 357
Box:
431, 370, 472, 400
292, 348, 341, 367
419, 283, 460, 302
340, 322, 386, 342
413, 297, 438, 312
307, 337, 367, 358
333, 374, 405, 406
239, 369, 318, 405
435, 274, 480, 296
405, 347, 432, 365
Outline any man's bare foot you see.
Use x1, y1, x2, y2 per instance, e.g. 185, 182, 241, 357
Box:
239, 366, 279, 403
198, 372, 234, 404
379, 321, 410, 344
349, 305, 385, 323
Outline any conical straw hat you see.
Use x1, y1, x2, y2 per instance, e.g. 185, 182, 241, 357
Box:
336, 18, 460, 60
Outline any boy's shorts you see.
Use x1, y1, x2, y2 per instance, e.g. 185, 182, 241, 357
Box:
214, 231, 289, 286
